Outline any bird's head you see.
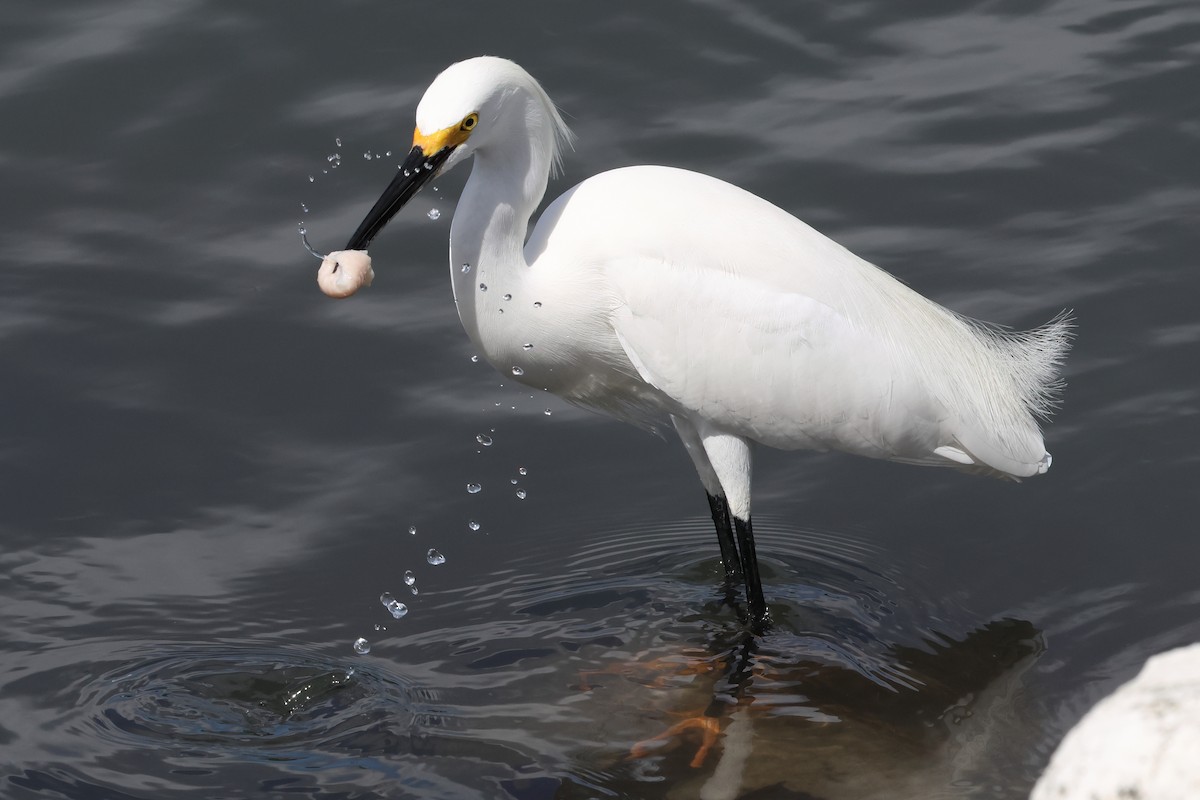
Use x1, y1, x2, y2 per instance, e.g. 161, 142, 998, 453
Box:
344, 56, 571, 252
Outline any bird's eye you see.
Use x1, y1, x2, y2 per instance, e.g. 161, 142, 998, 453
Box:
461, 113, 479, 131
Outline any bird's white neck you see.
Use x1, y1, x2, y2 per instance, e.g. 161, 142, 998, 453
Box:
449, 103, 556, 360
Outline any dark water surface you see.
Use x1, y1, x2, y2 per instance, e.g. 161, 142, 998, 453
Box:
2, 2, 1198, 798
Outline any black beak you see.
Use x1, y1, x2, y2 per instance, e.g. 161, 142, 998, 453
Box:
344, 145, 453, 250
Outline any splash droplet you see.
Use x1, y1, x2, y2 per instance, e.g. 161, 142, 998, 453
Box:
479, 283, 488, 292
426, 549, 446, 565
353, 637, 370, 654
386, 150, 393, 157
380, 592, 408, 619
470, 355, 479, 363
307, 175, 315, 183
533, 301, 542, 308
335, 137, 342, 147
300, 202, 309, 213
467, 482, 482, 494
503, 293, 512, 301
461, 263, 472, 273
407, 525, 417, 535
363, 150, 373, 160
522, 343, 533, 350
403, 570, 416, 586
476, 433, 493, 446
511, 366, 524, 376
468, 519, 480, 531
516, 489, 528, 500
427, 208, 441, 220
519, 467, 528, 476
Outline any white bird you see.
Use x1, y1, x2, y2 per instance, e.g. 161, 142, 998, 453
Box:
336, 56, 1071, 630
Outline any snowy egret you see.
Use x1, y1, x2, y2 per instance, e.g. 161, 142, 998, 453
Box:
336, 56, 1071, 630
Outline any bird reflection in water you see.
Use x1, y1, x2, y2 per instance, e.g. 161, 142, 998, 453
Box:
559, 618, 1042, 800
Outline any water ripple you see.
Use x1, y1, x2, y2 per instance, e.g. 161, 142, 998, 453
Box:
80, 643, 426, 757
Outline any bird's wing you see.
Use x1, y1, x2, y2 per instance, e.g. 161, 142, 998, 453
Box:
607, 256, 950, 462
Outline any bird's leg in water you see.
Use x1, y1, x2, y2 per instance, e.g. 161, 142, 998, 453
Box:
630, 716, 722, 769
706, 492, 743, 588
628, 628, 762, 769
733, 516, 768, 632
696, 431, 767, 631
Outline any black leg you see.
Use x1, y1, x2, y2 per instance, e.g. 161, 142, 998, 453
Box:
706, 492, 742, 582
733, 515, 769, 632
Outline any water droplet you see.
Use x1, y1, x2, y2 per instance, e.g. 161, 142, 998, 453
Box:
522, 343, 533, 350
374, 623, 385, 631
519, 467, 528, 476
470, 355, 479, 363
544, 409, 552, 416
461, 263, 472, 273
363, 150, 373, 160
533, 301, 542, 308
353, 637, 370, 654
327, 153, 340, 163
300, 202, 309, 213
427, 208, 441, 220
386, 150, 393, 157
468, 520, 480, 531
423, 162, 433, 171
510, 478, 518, 485
426, 549, 446, 566
407, 525, 417, 535
467, 482, 482, 494
307, 175, 315, 183
403, 168, 411, 177
498, 308, 504, 314
476, 433, 493, 446
479, 283, 487, 292
380, 592, 408, 619
516, 489, 528, 500
335, 137, 342, 147
511, 366, 524, 376
403, 570, 416, 586
503, 293, 512, 301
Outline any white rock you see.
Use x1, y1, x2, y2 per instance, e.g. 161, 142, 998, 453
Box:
1031, 643, 1200, 800
317, 249, 374, 298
